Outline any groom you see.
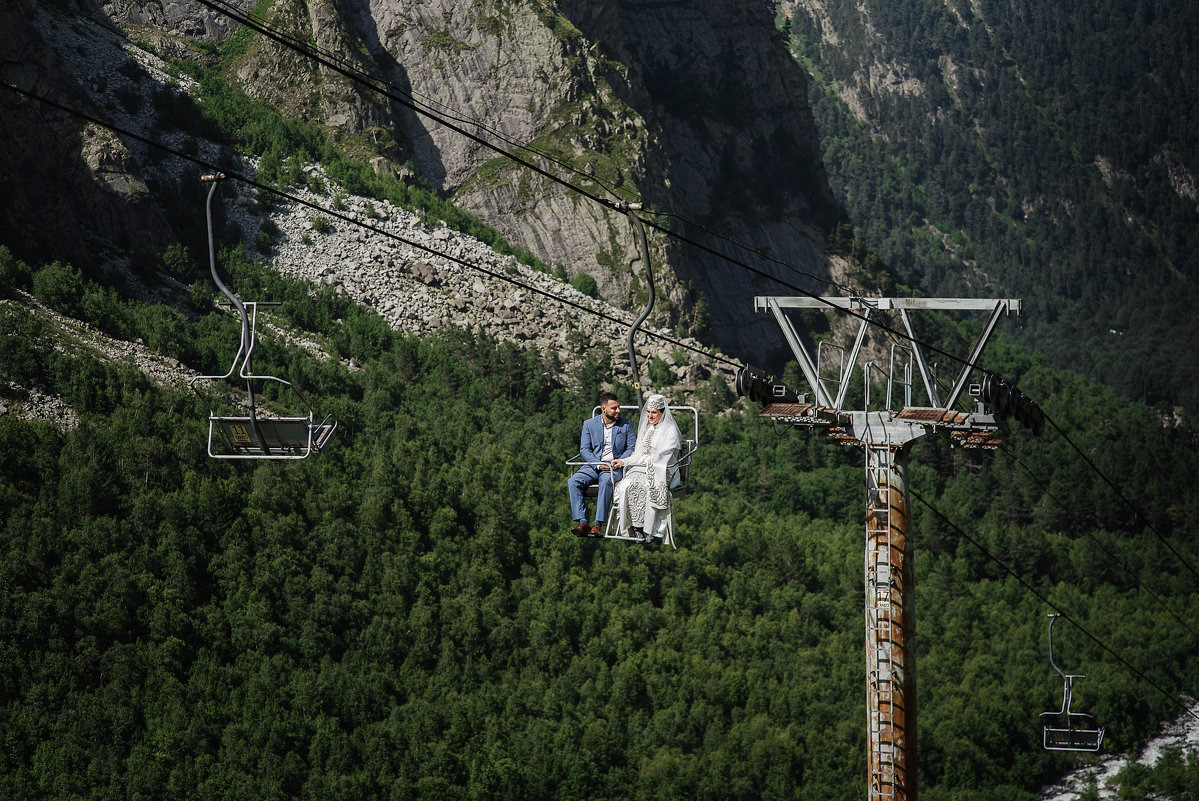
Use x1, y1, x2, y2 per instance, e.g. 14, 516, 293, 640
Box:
568, 391, 635, 537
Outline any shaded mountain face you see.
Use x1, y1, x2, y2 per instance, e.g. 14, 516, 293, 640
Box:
0, 0, 175, 277
2, 0, 840, 360
780, 0, 1199, 412
552, 0, 840, 351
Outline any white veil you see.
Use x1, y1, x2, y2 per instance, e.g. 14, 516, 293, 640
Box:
636, 394, 682, 494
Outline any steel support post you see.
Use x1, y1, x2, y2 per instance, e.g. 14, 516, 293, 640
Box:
864, 441, 918, 801
748, 295, 1015, 801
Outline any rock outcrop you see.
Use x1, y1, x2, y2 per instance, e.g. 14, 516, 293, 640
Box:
13, 3, 731, 404
218, 165, 724, 391
350, 0, 841, 354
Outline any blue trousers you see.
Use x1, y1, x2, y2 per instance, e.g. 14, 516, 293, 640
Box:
568, 465, 619, 523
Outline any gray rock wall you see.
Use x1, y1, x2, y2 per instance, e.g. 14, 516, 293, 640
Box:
7, 0, 841, 367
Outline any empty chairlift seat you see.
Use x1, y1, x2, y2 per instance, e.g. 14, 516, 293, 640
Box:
191, 173, 337, 461
210, 411, 337, 460
190, 300, 338, 461
1040, 613, 1105, 752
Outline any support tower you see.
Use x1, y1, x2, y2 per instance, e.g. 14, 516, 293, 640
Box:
740, 297, 1020, 801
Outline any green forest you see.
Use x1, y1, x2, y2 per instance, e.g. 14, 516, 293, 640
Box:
3, 242, 1198, 799
1, 2, 1197, 796
781, 0, 1199, 415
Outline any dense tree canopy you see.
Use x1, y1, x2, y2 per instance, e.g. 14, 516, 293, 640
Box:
2, 248, 1197, 799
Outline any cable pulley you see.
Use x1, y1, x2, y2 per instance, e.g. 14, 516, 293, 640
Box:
982, 372, 1044, 435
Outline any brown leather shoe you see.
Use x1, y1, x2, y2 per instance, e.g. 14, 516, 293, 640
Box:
571, 522, 590, 536
590, 523, 604, 537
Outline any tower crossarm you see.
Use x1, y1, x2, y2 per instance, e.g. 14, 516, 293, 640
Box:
758, 404, 1001, 449
751, 295, 1020, 422
893, 408, 1001, 449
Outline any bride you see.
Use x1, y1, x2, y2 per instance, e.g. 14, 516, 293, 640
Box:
611, 394, 681, 547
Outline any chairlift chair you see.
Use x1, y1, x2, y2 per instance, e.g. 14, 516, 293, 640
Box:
563, 202, 700, 542
189, 174, 337, 460
565, 404, 699, 543
1040, 613, 1105, 752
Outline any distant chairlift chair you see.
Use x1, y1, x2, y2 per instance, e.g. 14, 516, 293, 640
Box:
565, 404, 699, 543
1040, 613, 1105, 751
188, 173, 336, 460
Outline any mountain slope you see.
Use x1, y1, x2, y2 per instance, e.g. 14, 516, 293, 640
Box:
3, 0, 840, 358
3, 243, 1199, 799
780, 0, 1199, 413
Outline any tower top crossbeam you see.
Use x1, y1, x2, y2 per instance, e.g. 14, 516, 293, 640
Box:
750, 295, 1019, 446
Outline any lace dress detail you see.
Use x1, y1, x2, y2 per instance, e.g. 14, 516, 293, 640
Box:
625, 477, 648, 528
612, 422, 678, 546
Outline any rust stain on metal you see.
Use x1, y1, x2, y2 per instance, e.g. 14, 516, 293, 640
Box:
896, 407, 969, 425
760, 402, 816, 417
866, 470, 913, 800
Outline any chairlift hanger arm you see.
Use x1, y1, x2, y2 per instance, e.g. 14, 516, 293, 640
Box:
202, 174, 252, 358
621, 202, 654, 410
192, 173, 336, 460
1046, 613, 1067, 680
187, 174, 246, 389
200, 173, 272, 450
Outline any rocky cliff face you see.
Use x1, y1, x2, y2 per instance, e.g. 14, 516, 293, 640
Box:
341, 0, 840, 353
3, 0, 839, 362
554, 0, 839, 350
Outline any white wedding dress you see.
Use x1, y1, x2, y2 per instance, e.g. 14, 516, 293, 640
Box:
612, 396, 681, 548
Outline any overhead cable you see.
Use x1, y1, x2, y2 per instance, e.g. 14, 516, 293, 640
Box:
1042, 414, 1199, 584
661, 210, 849, 292
11, 10, 1193, 573
0, 80, 739, 371
196, 0, 631, 205
202, 0, 843, 295
999, 445, 1199, 643
192, 0, 625, 212
191, 0, 1002, 380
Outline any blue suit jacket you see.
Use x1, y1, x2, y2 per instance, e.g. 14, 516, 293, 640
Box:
580, 414, 635, 482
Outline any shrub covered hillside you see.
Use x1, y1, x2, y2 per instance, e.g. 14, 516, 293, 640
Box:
2, 247, 1198, 800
